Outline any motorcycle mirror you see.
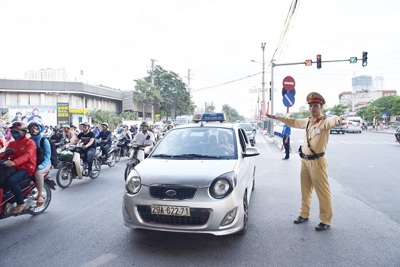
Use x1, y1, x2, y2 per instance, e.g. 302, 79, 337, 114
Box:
5, 149, 15, 155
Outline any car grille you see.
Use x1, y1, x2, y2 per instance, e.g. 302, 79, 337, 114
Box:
137, 205, 210, 226
149, 185, 197, 200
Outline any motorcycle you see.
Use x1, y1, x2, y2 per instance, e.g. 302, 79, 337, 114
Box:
56, 144, 101, 189
395, 132, 400, 143
0, 149, 56, 219
116, 136, 132, 160
124, 136, 153, 181
95, 140, 117, 167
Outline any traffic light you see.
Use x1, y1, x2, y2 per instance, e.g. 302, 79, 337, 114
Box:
362, 51, 368, 67
316, 54, 322, 69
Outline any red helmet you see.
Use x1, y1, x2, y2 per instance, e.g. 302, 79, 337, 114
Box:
10, 121, 28, 131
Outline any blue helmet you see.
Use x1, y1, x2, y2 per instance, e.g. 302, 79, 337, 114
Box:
27, 121, 43, 132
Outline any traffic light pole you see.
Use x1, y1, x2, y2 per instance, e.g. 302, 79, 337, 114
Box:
268, 56, 365, 137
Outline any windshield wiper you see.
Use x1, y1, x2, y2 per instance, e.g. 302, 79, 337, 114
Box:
173, 154, 221, 159
151, 154, 175, 158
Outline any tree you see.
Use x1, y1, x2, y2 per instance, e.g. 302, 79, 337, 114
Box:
205, 103, 216, 113
133, 79, 161, 120
222, 104, 245, 122
329, 104, 348, 116
152, 66, 190, 118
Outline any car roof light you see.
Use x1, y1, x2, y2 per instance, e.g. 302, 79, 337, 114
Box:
193, 113, 225, 123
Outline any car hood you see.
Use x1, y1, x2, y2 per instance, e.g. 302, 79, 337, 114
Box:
135, 158, 238, 187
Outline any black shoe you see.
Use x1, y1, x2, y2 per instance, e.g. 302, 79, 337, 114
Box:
294, 216, 309, 224
315, 222, 330, 231
282, 157, 289, 160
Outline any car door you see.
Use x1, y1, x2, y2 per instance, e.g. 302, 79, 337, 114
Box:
235, 128, 254, 192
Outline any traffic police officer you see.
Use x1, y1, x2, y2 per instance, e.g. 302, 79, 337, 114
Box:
266, 92, 344, 231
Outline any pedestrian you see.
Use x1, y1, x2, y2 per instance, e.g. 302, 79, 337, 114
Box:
266, 92, 344, 231
281, 124, 291, 160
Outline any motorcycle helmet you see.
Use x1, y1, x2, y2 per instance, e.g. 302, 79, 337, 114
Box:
27, 121, 43, 132
80, 122, 90, 127
101, 122, 109, 128
62, 124, 70, 129
10, 121, 28, 131
140, 121, 149, 127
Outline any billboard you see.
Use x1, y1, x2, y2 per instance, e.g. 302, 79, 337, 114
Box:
8, 105, 57, 126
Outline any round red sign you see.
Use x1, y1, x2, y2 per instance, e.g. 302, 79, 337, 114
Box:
282, 76, 295, 91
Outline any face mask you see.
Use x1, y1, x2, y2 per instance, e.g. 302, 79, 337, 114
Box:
11, 130, 24, 140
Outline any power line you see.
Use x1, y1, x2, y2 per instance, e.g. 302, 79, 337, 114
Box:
192, 72, 262, 92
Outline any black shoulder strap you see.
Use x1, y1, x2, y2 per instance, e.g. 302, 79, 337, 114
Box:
40, 137, 45, 148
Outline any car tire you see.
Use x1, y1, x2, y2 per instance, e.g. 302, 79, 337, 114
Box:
237, 191, 249, 235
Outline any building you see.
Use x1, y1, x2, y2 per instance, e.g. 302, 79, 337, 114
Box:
25, 68, 68, 81
0, 79, 155, 127
339, 75, 397, 111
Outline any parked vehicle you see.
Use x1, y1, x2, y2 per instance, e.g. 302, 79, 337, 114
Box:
56, 145, 101, 189
0, 149, 56, 219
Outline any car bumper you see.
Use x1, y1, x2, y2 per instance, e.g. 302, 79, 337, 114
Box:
122, 186, 246, 236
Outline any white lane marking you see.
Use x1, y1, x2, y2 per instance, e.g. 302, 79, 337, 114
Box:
352, 141, 367, 144
80, 253, 118, 267
338, 141, 352, 144
364, 141, 383, 144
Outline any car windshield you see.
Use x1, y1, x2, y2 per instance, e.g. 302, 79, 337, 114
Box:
239, 123, 252, 131
151, 127, 237, 159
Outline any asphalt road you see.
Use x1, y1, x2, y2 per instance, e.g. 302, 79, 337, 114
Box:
1, 132, 399, 267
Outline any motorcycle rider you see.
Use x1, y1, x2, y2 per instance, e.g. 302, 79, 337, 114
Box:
28, 121, 51, 206
62, 124, 78, 144
0, 121, 37, 214
132, 121, 155, 161
50, 126, 64, 147
71, 122, 96, 176
395, 124, 400, 142
117, 125, 132, 156
97, 122, 112, 161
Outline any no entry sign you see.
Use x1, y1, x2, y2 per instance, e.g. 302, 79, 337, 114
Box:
282, 76, 295, 91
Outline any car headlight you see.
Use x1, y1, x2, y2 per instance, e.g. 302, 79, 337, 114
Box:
209, 171, 237, 199
125, 169, 141, 194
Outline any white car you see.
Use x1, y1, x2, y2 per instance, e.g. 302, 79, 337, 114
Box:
123, 113, 260, 236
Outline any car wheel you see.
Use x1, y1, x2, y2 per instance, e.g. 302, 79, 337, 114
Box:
237, 191, 249, 235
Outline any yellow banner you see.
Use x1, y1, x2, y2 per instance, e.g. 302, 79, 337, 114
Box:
69, 109, 88, 114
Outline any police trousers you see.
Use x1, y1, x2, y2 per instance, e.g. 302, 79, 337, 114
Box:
299, 156, 333, 225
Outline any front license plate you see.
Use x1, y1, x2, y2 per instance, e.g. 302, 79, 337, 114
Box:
151, 205, 191, 216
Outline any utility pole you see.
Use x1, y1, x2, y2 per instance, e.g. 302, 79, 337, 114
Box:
261, 42, 266, 128
187, 69, 191, 93
150, 59, 156, 122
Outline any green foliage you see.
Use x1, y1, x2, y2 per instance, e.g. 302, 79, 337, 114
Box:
150, 66, 195, 118
120, 111, 139, 121
222, 104, 245, 122
289, 110, 310, 119
355, 95, 400, 122
205, 104, 216, 113
89, 110, 138, 130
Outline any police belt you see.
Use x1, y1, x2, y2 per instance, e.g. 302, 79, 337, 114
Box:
300, 152, 325, 160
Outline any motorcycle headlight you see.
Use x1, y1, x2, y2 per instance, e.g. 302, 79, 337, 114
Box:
125, 170, 142, 194
209, 171, 237, 199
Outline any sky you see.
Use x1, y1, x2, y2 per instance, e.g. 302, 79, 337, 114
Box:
1, 0, 400, 119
